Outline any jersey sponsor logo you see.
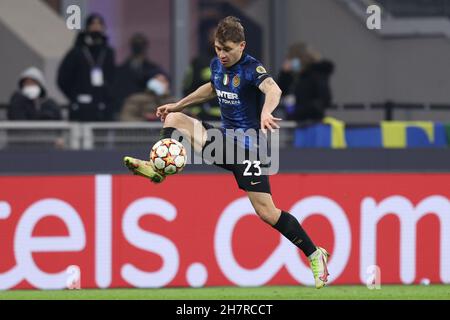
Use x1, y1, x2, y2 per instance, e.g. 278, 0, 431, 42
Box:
256, 66, 267, 74
223, 74, 230, 86
216, 89, 241, 106
216, 90, 239, 100
232, 75, 240, 88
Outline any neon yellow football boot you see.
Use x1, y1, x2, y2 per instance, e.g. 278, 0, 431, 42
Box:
308, 247, 330, 289
123, 156, 165, 183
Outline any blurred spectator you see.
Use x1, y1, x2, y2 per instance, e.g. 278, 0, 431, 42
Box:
120, 74, 175, 121
57, 13, 115, 122
8, 67, 61, 120
183, 27, 221, 121
278, 42, 334, 122
113, 33, 167, 120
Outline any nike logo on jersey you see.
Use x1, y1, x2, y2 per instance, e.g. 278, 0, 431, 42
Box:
250, 181, 262, 186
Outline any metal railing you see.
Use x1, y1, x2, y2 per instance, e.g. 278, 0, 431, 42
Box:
1, 103, 449, 150
0, 121, 81, 150
0, 121, 299, 150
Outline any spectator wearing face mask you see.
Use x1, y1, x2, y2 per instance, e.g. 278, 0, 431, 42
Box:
57, 13, 116, 122
8, 67, 61, 120
119, 74, 175, 122
277, 42, 334, 122
113, 33, 167, 120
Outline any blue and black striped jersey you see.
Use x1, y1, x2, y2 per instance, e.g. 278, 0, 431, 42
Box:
210, 53, 270, 131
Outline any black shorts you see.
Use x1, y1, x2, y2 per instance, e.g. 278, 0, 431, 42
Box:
201, 122, 271, 194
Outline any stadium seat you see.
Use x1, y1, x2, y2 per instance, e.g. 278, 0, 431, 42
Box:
345, 127, 382, 148
323, 117, 347, 148
431, 123, 447, 147
294, 124, 331, 148
406, 127, 433, 147
381, 121, 437, 148
406, 123, 447, 148
445, 124, 450, 146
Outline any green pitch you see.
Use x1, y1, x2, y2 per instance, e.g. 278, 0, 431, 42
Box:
0, 285, 449, 300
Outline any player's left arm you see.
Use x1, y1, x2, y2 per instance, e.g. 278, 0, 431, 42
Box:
258, 77, 283, 133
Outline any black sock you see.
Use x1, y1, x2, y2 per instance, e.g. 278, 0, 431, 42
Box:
160, 127, 177, 140
273, 211, 317, 257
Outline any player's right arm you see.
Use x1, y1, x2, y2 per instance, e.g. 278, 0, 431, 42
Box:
156, 83, 216, 121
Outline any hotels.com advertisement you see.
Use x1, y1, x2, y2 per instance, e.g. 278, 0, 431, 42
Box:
0, 173, 449, 290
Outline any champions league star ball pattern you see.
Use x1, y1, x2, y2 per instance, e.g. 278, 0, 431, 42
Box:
150, 139, 187, 175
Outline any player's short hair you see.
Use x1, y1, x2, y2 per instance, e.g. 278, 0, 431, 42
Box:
215, 16, 245, 44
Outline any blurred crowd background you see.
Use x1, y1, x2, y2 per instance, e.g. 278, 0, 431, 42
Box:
1, 0, 450, 150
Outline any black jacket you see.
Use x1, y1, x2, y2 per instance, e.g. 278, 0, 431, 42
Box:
112, 58, 165, 117
57, 31, 115, 120
278, 60, 334, 122
8, 92, 61, 120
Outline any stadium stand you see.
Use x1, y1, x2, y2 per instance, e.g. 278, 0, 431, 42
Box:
0, 0, 449, 151
0, 1, 450, 299
377, 0, 450, 18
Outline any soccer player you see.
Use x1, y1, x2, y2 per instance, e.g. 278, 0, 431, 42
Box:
124, 16, 330, 288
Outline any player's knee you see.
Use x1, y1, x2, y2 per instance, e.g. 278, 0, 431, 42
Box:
164, 112, 184, 127
254, 203, 279, 226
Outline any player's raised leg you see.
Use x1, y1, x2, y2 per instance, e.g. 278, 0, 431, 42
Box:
247, 191, 330, 289
160, 112, 208, 153
124, 112, 207, 183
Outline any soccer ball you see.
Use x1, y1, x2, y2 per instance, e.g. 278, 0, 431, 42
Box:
150, 138, 187, 175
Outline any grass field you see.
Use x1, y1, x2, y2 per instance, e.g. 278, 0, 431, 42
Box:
0, 285, 449, 300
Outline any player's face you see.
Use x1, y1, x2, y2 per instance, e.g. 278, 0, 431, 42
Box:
214, 40, 246, 67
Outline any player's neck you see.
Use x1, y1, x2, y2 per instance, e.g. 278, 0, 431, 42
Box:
227, 52, 246, 69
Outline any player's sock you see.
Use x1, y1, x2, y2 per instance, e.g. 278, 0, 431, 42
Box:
160, 127, 177, 140
160, 126, 185, 143
273, 211, 317, 257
